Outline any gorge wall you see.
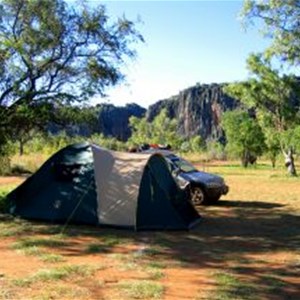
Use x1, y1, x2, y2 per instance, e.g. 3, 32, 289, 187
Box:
96, 103, 146, 141
146, 83, 240, 142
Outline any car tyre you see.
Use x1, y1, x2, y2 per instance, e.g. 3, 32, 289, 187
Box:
190, 186, 206, 206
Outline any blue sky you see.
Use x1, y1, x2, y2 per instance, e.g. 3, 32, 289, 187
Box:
91, 1, 269, 107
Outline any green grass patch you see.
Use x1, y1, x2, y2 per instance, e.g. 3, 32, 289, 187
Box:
85, 235, 123, 253
133, 246, 164, 260
16, 245, 44, 256
13, 264, 97, 287
147, 261, 166, 269
39, 253, 65, 263
118, 280, 164, 299
11, 235, 67, 251
145, 261, 166, 279
0, 218, 31, 237
100, 235, 122, 247
85, 243, 111, 253
118, 261, 140, 271
32, 284, 90, 300
0, 186, 14, 213
146, 268, 165, 280
261, 275, 287, 293
211, 272, 258, 300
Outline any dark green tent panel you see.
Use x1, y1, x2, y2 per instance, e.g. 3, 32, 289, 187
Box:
8, 143, 98, 225
136, 154, 200, 230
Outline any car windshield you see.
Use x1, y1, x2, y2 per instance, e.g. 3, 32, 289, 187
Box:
166, 155, 197, 173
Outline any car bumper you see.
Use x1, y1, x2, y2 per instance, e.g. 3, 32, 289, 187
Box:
206, 184, 229, 197
223, 185, 229, 195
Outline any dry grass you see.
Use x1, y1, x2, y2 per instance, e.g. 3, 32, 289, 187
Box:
0, 160, 299, 300
11, 153, 50, 174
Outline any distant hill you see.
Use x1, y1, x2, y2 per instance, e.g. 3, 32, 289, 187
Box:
50, 103, 146, 141
96, 103, 146, 140
147, 83, 240, 142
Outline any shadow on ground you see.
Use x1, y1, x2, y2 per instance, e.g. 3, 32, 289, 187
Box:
1, 198, 299, 299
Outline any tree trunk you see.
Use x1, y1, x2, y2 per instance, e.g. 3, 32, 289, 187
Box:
271, 158, 276, 169
19, 139, 24, 156
270, 154, 276, 169
284, 149, 297, 176
241, 151, 249, 168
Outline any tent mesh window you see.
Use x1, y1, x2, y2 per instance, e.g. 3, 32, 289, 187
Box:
54, 163, 83, 181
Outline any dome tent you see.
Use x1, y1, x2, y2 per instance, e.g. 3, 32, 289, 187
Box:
7, 143, 200, 230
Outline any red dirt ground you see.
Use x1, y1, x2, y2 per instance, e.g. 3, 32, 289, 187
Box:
1, 173, 300, 300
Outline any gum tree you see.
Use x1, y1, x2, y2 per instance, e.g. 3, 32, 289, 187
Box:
224, 54, 300, 175
129, 109, 183, 149
222, 109, 265, 167
0, 0, 143, 155
241, 0, 300, 65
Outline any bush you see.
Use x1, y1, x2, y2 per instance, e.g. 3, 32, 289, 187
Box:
89, 134, 127, 151
0, 189, 10, 213
206, 140, 227, 160
0, 155, 11, 175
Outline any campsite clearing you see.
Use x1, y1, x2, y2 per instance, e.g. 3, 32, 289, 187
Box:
0, 161, 300, 300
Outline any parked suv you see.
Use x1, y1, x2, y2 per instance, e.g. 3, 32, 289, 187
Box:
164, 153, 229, 205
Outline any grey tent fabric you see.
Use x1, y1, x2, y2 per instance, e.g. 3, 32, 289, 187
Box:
92, 145, 151, 227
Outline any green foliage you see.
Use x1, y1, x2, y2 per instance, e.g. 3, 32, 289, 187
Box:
0, 129, 14, 175
224, 54, 300, 173
264, 128, 281, 168
222, 110, 265, 166
6, 104, 100, 156
53, 105, 99, 130
129, 109, 183, 149
180, 135, 204, 153
24, 132, 75, 156
0, 154, 11, 175
90, 133, 127, 151
241, 0, 300, 65
206, 139, 226, 160
189, 135, 204, 152
224, 54, 299, 130
0, 0, 143, 158
7, 103, 54, 155
128, 116, 151, 145
0, 187, 10, 213
151, 109, 182, 147
0, 0, 143, 108
282, 125, 300, 154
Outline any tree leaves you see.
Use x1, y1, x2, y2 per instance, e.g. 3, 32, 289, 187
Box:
0, 0, 143, 108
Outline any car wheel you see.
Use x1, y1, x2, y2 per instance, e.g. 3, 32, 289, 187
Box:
190, 186, 205, 205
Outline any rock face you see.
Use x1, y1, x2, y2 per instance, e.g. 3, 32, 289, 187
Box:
49, 103, 146, 141
147, 83, 240, 142
96, 103, 146, 141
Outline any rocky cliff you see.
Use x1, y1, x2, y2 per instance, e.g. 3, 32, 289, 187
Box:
50, 102, 146, 141
96, 103, 146, 140
147, 83, 240, 142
